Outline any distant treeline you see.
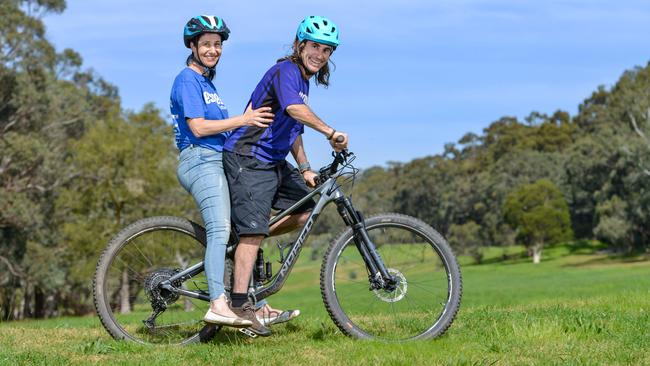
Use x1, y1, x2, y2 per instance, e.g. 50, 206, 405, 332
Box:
1, 1, 649, 320
345, 68, 650, 263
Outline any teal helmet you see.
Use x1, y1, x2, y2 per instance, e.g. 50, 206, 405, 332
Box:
296, 16, 339, 48
183, 15, 230, 48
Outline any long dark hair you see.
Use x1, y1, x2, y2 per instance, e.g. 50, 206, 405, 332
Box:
277, 38, 335, 87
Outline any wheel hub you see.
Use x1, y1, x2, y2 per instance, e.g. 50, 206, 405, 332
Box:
144, 268, 182, 311
372, 268, 407, 303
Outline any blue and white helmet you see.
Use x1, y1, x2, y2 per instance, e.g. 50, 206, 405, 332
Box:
183, 15, 230, 48
296, 16, 339, 48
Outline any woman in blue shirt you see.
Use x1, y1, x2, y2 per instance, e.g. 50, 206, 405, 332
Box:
171, 15, 274, 327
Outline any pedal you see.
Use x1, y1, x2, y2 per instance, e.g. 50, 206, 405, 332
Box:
238, 327, 258, 338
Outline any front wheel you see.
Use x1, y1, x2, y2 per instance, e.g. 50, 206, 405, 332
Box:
320, 213, 462, 341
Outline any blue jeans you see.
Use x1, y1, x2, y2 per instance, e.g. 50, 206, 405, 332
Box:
177, 146, 230, 301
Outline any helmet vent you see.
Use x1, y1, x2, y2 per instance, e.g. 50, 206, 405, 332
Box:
295, 16, 339, 48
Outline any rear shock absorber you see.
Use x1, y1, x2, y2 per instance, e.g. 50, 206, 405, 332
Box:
253, 248, 273, 284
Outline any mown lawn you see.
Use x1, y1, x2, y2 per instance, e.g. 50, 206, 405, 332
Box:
1, 244, 648, 365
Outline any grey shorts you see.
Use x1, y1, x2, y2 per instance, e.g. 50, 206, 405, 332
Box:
223, 151, 315, 236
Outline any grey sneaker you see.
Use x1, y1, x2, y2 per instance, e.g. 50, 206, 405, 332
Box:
230, 301, 272, 337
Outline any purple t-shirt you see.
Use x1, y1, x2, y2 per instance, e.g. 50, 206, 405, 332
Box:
224, 60, 308, 162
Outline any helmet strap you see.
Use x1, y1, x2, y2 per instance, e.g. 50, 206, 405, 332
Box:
189, 47, 216, 79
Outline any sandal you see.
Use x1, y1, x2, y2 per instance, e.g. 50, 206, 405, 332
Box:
256, 306, 301, 326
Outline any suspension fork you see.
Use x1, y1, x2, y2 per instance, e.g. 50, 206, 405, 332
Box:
335, 197, 396, 290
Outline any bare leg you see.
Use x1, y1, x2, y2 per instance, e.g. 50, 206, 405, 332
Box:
233, 235, 264, 294
268, 211, 310, 237
210, 294, 240, 317
231, 212, 306, 294
235, 211, 309, 317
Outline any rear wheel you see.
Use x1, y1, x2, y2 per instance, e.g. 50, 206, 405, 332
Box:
93, 216, 219, 345
320, 213, 462, 341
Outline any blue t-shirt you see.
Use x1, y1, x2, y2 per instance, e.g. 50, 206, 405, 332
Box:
170, 68, 230, 152
224, 60, 309, 162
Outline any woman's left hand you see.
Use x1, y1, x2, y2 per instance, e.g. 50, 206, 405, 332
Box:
302, 170, 319, 188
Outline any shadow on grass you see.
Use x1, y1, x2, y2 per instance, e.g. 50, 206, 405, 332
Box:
308, 322, 339, 341
566, 240, 608, 255
203, 325, 257, 345
461, 247, 530, 267
202, 319, 335, 344
563, 252, 650, 268
465, 241, 623, 267
476, 251, 530, 266
77, 338, 148, 355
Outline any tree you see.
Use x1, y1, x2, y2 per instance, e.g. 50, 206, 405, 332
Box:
503, 179, 573, 264
593, 196, 632, 252
0, 0, 191, 319
0, 0, 87, 319
626, 111, 650, 176
55, 104, 193, 313
448, 221, 483, 264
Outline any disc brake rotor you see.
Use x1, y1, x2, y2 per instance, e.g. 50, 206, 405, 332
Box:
372, 268, 407, 303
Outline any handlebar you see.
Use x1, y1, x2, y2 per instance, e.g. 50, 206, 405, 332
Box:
312, 135, 350, 186
316, 148, 352, 185
328, 135, 347, 174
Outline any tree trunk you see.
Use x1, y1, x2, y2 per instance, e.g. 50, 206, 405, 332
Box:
21, 282, 32, 319
532, 242, 544, 264
34, 286, 45, 318
14, 292, 24, 320
1, 289, 10, 321
120, 269, 131, 313
45, 293, 57, 318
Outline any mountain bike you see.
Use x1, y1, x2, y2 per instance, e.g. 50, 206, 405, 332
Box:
93, 150, 463, 345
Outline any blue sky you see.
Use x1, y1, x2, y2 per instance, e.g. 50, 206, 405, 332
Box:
43, 1, 650, 168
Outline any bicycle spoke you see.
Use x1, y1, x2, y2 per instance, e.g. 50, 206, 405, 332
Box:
97, 220, 209, 345
328, 217, 460, 341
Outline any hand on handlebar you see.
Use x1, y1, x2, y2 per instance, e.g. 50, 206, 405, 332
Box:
302, 170, 319, 188
329, 131, 348, 152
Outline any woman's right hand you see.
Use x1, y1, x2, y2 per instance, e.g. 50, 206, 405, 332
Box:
242, 104, 274, 128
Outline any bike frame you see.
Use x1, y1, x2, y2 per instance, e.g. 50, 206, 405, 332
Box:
162, 171, 394, 302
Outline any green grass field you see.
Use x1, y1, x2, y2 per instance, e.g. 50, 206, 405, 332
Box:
1, 244, 649, 365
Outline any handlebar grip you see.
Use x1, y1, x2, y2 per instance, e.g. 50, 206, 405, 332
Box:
335, 135, 344, 143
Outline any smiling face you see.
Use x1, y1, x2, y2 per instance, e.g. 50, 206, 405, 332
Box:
191, 33, 223, 68
298, 40, 333, 75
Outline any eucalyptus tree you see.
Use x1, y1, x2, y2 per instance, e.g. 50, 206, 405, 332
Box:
503, 179, 573, 264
